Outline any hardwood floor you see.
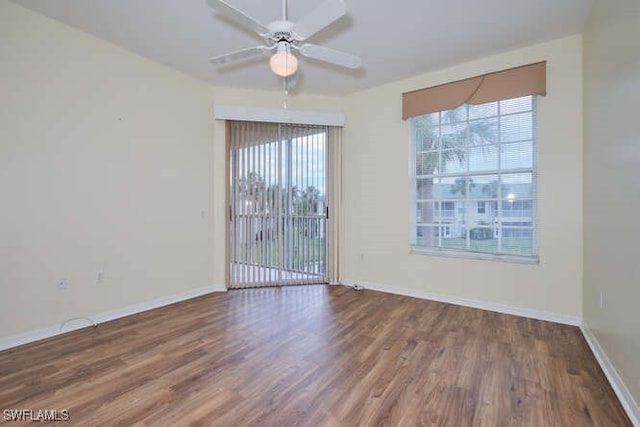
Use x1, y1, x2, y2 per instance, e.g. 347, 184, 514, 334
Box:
0, 285, 630, 426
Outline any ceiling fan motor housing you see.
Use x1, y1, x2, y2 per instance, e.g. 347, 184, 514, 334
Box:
268, 21, 298, 45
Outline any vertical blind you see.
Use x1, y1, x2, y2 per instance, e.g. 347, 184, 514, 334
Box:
227, 120, 341, 288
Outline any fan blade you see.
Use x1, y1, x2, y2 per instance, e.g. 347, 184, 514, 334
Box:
291, 0, 346, 41
206, 0, 270, 36
209, 46, 270, 64
299, 44, 361, 69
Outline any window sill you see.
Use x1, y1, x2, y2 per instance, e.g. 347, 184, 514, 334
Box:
410, 245, 539, 265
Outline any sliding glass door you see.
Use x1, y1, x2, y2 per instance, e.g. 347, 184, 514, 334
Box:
228, 121, 328, 288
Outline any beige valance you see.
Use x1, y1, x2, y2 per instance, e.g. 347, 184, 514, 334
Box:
402, 61, 546, 120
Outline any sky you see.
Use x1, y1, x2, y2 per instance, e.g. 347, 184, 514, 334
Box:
235, 132, 327, 196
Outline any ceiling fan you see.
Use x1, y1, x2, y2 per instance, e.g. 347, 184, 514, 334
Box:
205, 0, 362, 78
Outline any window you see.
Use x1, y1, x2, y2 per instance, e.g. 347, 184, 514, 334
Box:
411, 95, 538, 263
477, 201, 486, 214
433, 201, 455, 217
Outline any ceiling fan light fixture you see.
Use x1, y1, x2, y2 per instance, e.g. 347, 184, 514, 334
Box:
270, 41, 298, 77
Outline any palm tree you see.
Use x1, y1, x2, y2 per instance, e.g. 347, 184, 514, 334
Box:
263, 184, 299, 215
481, 180, 500, 198
449, 177, 476, 197
298, 185, 321, 215
237, 172, 265, 213
415, 108, 494, 245
264, 184, 280, 214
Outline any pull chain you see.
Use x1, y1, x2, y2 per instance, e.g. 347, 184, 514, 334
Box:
283, 77, 289, 109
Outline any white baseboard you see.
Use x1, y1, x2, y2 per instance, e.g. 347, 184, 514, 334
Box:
0, 284, 226, 352
581, 323, 640, 426
340, 279, 582, 326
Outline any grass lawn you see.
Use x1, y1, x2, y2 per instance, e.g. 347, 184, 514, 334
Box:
236, 236, 326, 267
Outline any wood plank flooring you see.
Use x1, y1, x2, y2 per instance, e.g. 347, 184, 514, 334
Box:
0, 285, 630, 426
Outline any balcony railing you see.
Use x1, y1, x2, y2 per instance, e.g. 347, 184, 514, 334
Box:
231, 213, 326, 278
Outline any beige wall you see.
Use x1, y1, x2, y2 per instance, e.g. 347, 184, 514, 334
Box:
0, 1, 216, 337
341, 35, 584, 318
583, 0, 640, 406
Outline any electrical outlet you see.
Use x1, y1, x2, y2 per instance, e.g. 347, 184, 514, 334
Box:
56, 278, 68, 290
96, 271, 105, 285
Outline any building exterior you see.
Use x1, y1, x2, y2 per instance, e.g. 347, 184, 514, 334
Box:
426, 183, 533, 240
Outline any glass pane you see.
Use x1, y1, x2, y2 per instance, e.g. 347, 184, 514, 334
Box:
469, 102, 497, 119
468, 237, 500, 253
440, 122, 466, 149
439, 238, 467, 250
416, 225, 430, 246
500, 96, 532, 115
441, 105, 467, 124
501, 173, 533, 199
416, 225, 451, 246
416, 201, 435, 223
502, 200, 533, 219
471, 196, 494, 223
415, 127, 438, 152
414, 112, 439, 128
431, 177, 456, 199
456, 174, 497, 199
500, 112, 532, 142
445, 179, 476, 200
469, 117, 498, 145
469, 145, 498, 172
501, 230, 534, 256
416, 178, 435, 199
469, 225, 495, 240
467, 175, 500, 225
416, 152, 439, 176
441, 149, 467, 174
501, 141, 533, 169
434, 200, 457, 218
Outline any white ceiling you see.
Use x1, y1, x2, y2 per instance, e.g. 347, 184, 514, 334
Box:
12, 0, 593, 96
